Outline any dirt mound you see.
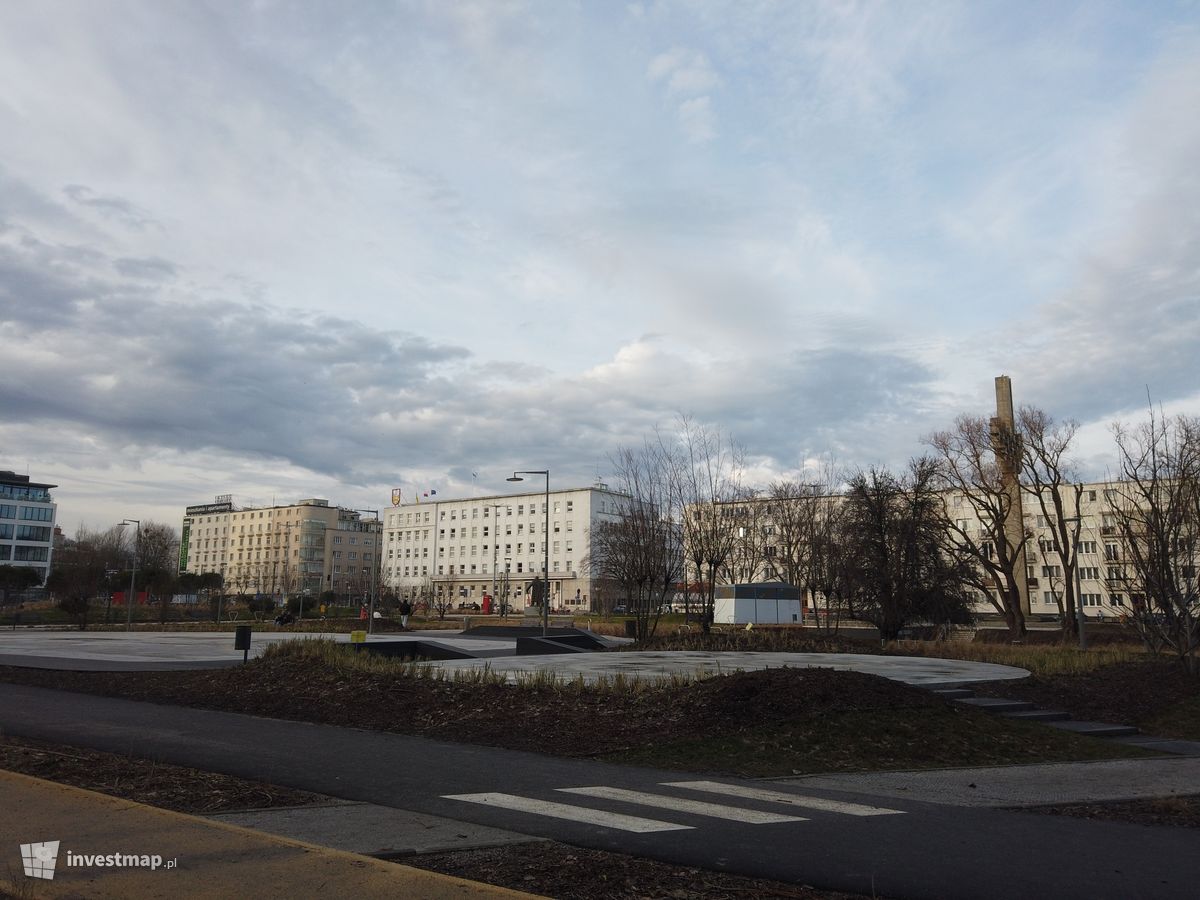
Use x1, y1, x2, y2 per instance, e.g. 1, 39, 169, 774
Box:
671, 666, 944, 730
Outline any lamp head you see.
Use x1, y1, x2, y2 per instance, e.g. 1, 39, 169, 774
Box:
507, 475, 524, 482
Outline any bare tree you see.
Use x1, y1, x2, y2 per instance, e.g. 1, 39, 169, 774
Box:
767, 480, 821, 591
927, 415, 1031, 638
433, 569, 459, 619
45, 526, 125, 629
720, 496, 770, 585
1018, 407, 1084, 640
136, 521, 180, 623
588, 442, 684, 641
840, 460, 975, 640
670, 418, 747, 633
1107, 408, 1200, 673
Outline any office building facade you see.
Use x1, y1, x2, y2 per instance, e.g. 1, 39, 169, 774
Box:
0, 470, 58, 585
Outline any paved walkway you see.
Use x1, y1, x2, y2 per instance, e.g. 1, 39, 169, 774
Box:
0, 770, 537, 899
0, 630, 517, 670
786, 757, 1200, 807
0, 630, 1028, 684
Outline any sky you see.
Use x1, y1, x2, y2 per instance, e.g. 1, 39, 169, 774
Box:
2, 0, 1198, 536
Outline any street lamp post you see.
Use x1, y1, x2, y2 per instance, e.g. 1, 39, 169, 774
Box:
490, 504, 503, 617
502, 556, 512, 616
120, 519, 140, 632
507, 471, 549, 636
354, 509, 381, 634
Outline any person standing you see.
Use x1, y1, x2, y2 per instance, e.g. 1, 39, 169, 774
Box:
398, 598, 413, 629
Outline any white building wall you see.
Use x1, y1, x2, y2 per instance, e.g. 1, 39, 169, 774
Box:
383, 485, 626, 610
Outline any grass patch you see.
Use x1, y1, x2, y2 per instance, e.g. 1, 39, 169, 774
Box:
1140, 694, 1200, 741
885, 640, 1150, 675
613, 706, 1149, 777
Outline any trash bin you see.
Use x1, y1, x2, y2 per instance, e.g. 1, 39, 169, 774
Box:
234, 625, 252, 663
624, 620, 637, 638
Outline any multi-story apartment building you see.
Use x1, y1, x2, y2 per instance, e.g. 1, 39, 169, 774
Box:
0, 470, 58, 585
383, 484, 627, 611
693, 480, 1135, 622
179, 497, 381, 602
949, 481, 1128, 620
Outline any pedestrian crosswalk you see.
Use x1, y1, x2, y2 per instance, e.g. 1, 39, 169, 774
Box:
443, 781, 905, 833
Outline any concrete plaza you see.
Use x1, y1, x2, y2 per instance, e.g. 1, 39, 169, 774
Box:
0, 629, 1028, 685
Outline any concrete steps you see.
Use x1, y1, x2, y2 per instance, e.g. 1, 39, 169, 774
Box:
1047, 720, 1140, 738
930, 686, 1139, 741
1000, 709, 1071, 722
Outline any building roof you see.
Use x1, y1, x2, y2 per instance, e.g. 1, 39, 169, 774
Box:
0, 471, 57, 490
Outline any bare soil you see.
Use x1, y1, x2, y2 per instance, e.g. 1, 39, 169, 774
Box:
0, 734, 323, 814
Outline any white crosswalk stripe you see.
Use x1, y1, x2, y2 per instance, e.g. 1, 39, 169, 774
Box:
556, 786, 806, 824
443, 781, 903, 834
662, 780, 906, 816
441, 792, 693, 833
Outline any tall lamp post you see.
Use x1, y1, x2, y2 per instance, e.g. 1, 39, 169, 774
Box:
490, 504, 503, 617
354, 509, 381, 634
120, 519, 140, 632
507, 470, 549, 636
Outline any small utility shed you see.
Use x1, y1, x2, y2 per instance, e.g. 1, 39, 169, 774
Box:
713, 582, 802, 625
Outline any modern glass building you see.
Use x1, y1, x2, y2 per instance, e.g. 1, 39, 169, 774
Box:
0, 470, 58, 585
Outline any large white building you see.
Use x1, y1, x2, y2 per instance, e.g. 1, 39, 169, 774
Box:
180, 497, 381, 602
0, 470, 57, 585
698, 479, 1136, 622
949, 481, 1131, 620
383, 484, 627, 611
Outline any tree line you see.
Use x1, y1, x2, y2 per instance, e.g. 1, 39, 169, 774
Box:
590, 404, 1200, 673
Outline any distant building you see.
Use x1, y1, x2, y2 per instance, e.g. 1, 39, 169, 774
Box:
694, 479, 1139, 623
179, 497, 381, 602
383, 484, 627, 611
0, 470, 58, 585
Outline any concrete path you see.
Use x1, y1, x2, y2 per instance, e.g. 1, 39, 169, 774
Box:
209, 801, 542, 858
0, 770, 537, 899
785, 757, 1200, 807
0, 630, 519, 670
0, 630, 1028, 684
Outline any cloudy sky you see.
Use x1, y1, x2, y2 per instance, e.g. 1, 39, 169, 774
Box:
2, 1, 1198, 535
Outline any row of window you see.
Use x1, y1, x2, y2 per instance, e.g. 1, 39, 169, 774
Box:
0, 504, 54, 522
389, 559, 576, 578
388, 498, 590, 529
0, 524, 52, 542
1041, 591, 1124, 607
0, 485, 52, 502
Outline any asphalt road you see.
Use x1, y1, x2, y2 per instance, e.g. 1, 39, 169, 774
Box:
1, 683, 1197, 899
